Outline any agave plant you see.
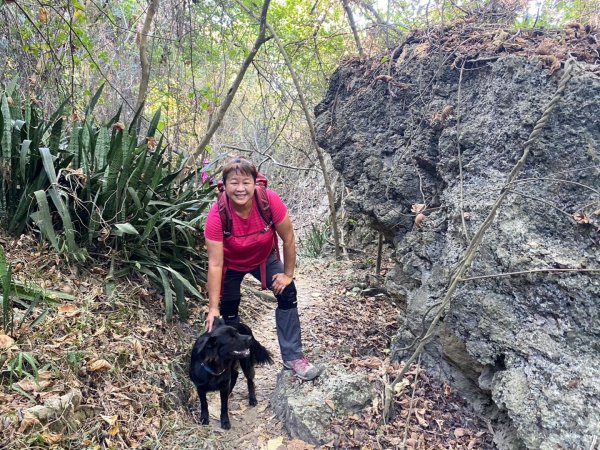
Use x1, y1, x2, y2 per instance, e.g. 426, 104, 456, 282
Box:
0, 82, 215, 320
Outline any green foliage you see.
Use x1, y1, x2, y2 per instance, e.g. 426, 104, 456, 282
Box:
6, 351, 39, 382
1, 245, 12, 334
1, 244, 72, 334
0, 84, 214, 321
299, 222, 329, 258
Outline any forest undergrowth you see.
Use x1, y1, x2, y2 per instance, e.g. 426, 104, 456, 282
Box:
1, 231, 492, 449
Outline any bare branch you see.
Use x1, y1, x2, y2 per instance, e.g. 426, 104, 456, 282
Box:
192, 0, 272, 161
137, 0, 160, 110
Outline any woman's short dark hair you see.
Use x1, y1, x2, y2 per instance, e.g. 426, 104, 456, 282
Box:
222, 156, 257, 184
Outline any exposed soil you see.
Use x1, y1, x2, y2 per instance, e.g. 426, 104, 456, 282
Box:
1, 232, 492, 449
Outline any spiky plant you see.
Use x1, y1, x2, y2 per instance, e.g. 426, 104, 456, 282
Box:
0, 83, 215, 320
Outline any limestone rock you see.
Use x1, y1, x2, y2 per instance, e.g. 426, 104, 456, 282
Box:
271, 366, 374, 445
315, 47, 600, 449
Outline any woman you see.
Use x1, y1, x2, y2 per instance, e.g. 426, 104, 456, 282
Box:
203, 156, 319, 381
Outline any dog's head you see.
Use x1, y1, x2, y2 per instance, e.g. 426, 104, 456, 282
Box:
192, 319, 252, 361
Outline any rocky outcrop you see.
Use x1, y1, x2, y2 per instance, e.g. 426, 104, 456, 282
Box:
272, 366, 373, 445
314, 24, 600, 449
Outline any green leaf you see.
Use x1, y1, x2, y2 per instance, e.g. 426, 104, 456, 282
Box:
85, 83, 105, 118
94, 126, 110, 170
157, 267, 173, 321
146, 107, 161, 138
1, 94, 12, 158
19, 140, 31, 181
31, 191, 60, 251
113, 223, 139, 236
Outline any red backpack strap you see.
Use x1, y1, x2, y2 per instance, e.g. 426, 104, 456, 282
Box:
217, 181, 233, 238
254, 173, 273, 231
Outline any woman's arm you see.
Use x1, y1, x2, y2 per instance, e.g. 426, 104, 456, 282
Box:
272, 214, 296, 295
205, 238, 224, 331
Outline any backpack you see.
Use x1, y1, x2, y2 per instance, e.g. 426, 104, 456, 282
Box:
216, 173, 273, 238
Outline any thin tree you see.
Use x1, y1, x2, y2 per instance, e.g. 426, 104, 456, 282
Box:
191, 0, 272, 161
341, 0, 365, 58
242, 11, 342, 258
137, 0, 160, 110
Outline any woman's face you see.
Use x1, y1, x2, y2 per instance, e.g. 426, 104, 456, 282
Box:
225, 172, 256, 209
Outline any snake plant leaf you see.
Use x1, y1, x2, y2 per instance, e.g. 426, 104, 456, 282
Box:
32, 190, 60, 251
48, 117, 63, 154
128, 100, 145, 136
126, 186, 143, 211
19, 139, 32, 179
39, 147, 58, 185
84, 83, 105, 119
146, 107, 161, 138
95, 126, 110, 170
67, 123, 81, 166
159, 264, 202, 298
113, 223, 139, 236
106, 104, 122, 128
157, 267, 174, 321
39, 148, 86, 262
1, 94, 12, 158
1, 245, 12, 334
173, 277, 188, 321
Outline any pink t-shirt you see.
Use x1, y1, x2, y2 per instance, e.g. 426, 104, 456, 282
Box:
204, 189, 287, 271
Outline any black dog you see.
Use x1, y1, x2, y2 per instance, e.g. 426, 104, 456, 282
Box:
189, 318, 274, 429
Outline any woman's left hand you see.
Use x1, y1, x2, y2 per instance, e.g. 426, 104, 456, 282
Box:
271, 273, 293, 295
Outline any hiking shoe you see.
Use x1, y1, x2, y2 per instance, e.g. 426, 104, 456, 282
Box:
283, 356, 320, 380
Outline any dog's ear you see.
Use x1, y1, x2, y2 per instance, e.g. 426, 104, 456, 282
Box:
192, 334, 215, 357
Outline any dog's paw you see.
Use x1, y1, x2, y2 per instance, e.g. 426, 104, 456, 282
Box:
199, 415, 209, 425
249, 396, 258, 407
220, 419, 231, 430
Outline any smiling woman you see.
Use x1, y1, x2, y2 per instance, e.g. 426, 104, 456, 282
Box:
202, 156, 320, 381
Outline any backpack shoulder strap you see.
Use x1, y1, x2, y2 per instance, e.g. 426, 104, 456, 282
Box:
217, 181, 233, 238
254, 175, 273, 229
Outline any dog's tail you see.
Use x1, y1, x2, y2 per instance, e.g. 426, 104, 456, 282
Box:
251, 340, 274, 366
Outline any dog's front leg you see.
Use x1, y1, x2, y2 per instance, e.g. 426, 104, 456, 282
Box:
199, 391, 210, 425
219, 387, 231, 429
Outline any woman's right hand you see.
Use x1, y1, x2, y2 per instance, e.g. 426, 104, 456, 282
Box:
205, 308, 220, 333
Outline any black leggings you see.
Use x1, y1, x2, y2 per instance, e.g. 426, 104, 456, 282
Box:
220, 252, 304, 361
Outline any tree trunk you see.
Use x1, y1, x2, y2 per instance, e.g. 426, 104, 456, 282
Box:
341, 0, 365, 58
264, 21, 342, 259
136, 0, 160, 111
191, 0, 272, 161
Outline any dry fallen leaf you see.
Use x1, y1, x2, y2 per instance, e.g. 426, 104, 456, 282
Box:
57, 304, 80, 317
41, 432, 63, 444
0, 333, 15, 349
16, 377, 52, 393
266, 436, 284, 450
393, 378, 410, 395
131, 338, 144, 359
18, 412, 42, 433
325, 399, 336, 411
574, 212, 590, 224
411, 203, 426, 214
454, 427, 468, 438
286, 439, 316, 450
87, 359, 113, 372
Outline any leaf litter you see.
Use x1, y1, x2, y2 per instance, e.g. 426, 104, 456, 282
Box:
1, 231, 492, 449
